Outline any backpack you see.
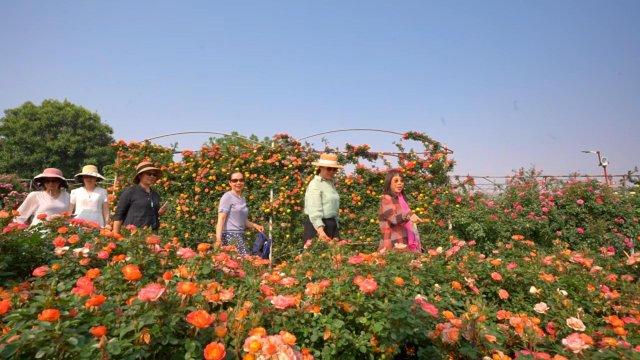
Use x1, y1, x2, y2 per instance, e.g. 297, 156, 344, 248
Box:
251, 232, 272, 259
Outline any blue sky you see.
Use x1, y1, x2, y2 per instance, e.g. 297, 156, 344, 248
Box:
1, 1, 638, 178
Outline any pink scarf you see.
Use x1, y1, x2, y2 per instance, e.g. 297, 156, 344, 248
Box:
398, 194, 418, 251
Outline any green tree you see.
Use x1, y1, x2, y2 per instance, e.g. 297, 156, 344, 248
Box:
0, 99, 115, 179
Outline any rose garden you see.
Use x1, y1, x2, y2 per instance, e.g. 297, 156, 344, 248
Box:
0, 131, 638, 359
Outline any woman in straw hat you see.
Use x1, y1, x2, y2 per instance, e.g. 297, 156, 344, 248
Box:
15, 168, 70, 225
112, 161, 167, 235
69, 165, 110, 227
303, 153, 343, 248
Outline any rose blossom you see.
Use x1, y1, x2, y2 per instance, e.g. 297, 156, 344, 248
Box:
562, 333, 592, 353
32, 265, 50, 277
137, 283, 166, 302
533, 302, 549, 314
414, 295, 438, 317
566, 317, 586, 331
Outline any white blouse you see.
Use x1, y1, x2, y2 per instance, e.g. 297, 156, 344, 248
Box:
70, 187, 108, 227
16, 191, 70, 226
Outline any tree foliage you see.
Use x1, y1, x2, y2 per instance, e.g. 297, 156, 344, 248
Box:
0, 99, 115, 179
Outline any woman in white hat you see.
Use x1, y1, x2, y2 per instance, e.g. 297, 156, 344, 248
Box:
69, 165, 109, 227
303, 153, 343, 248
15, 168, 70, 225
112, 161, 167, 235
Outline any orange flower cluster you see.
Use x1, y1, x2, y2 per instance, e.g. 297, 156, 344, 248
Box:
242, 328, 312, 360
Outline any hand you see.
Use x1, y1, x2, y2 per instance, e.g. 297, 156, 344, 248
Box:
158, 202, 169, 215
410, 213, 422, 223
254, 224, 264, 233
215, 239, 222, 248
317, 227, 331, 241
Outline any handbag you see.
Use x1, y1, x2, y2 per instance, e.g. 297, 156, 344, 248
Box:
252, 232, 272, 259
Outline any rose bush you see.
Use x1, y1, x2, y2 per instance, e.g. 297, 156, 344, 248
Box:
0, 214, 638, 359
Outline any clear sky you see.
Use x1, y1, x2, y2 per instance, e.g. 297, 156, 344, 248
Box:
1, 1, 638, 178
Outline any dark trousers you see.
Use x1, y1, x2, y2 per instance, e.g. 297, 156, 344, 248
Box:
303, 217, 339, 241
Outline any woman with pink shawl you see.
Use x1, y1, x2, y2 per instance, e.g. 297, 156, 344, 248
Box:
378, 169, 423, 252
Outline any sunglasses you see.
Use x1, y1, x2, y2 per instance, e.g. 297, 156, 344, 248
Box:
325, 167, 338, 172
144, 172, 160, 178
43, 179, 60, 183
230, 178, 245, 183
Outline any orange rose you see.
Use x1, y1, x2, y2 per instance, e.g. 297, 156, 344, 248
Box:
122, 264, 142, 281
38, 308, 60, 322
89, 325, 107, 337
176, 281, 199, 296
85, 294, 107, 308
185, 310, 214, 329
57, 226, 68, 234
86, 268, 101, 279
0, 299, 11, 315
393, 277, 405, 286
279, 331, 296, 346
203, 342, 226, 360
214, 325, 228, 338
67, 234, 80, 244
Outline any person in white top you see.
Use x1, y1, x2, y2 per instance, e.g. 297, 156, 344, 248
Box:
69, 165, 109, 227
16, 168, 70, 226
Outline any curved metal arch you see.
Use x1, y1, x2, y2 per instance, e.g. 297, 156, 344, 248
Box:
143, 131, 262, 145
296, 128, 453, 154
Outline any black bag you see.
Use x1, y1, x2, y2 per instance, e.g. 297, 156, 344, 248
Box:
251, 232, 272, 259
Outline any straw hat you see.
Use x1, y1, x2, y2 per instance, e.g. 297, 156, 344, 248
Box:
312, 153, 343, 168
74, 165, 105, 182
33, 168, 68, 188
133, 161, 163, 183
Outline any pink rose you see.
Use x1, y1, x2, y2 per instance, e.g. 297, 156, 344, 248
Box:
576, 199, 584, 206
270, 295, 299, 310
137, 283, 166, 302
562, 332, 592, 353
177, 247, 196, 260
97, 251, 110, 260
358, 278, 378, 294
32, 265, 50, 277
414, 295, 438, 317
576, 227, 585, 235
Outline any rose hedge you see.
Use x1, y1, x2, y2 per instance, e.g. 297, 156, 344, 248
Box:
106, 132, 455, 259
105, 132, 638, 260
0, 215, 639, 359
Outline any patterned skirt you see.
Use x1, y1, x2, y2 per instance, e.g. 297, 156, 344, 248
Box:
221, 232, 248, 256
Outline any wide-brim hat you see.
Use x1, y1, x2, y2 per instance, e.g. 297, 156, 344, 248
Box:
74, 165, 105, 182
33, 168, 68, 188
312, 153, 343, 168
133, 161, 163, 184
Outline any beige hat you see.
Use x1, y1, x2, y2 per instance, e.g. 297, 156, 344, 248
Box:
33, 168, 68, 188
75, 165, 105, 182
133, 161, 163, 184
312, 153, 343, 168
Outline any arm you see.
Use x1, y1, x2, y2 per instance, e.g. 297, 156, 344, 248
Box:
15, 192, 38, 224
112, 189, 131, 235
216, 212, 228, 246
68, 189, 76, 214
246, 220, 264, 233
102, 202, 110, 227
305, 184, 329, 239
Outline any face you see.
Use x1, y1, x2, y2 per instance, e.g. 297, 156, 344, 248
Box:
42, 178, 61, 191
140, 171, 160, 186
390, 175, 404, 194
319, 167, 338, 180
229, 173, 245, 192
83, 176, 98, 187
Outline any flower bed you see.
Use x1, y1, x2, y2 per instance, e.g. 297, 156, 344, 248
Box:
0, 216, 638, 359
